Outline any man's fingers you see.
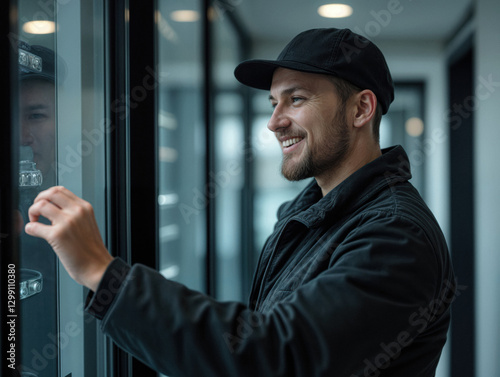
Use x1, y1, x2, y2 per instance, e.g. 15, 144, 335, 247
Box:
33, 186, 78, 209
25, 220, 52, 239
24, 186, 113, 291
27, 198, 60, 224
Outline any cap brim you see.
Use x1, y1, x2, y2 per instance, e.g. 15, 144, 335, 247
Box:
234, 59, 332, 90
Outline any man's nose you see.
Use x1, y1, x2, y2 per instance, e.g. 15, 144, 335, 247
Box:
267, 103, 290, 133
21, 123, 34, 146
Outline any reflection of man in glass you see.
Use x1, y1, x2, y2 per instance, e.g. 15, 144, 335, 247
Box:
18, 41, 58, 377
19, 42, 56, 189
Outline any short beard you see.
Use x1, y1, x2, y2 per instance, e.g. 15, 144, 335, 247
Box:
281, 109, 351, 182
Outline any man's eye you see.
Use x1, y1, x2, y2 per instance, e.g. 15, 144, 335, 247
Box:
291, 97, 304, 103
28, 113, 46, 120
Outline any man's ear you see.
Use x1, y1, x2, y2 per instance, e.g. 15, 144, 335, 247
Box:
352, 90, 377, 128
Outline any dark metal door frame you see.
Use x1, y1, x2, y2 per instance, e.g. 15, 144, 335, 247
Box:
105, 0, 158, 375
448, 36, 475, 377
1, 1, 21, 376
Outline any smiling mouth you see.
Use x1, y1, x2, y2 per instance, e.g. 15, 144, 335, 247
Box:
282, 137, 303, 148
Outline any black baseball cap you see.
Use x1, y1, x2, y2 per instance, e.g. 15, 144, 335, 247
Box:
234, 28, 394, 114
18, 41, 56, 82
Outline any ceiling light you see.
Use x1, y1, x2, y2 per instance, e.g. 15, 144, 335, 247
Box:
405, 117, 425, 137
318, 4, 353, 18
22, 20, 56, 34
170, 10, 200, 22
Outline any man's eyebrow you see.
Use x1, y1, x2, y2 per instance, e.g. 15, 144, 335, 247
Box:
268, 86, 306, 101
24, 104, 49, 111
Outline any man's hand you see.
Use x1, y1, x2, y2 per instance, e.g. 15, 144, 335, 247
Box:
25, 186, 114, 292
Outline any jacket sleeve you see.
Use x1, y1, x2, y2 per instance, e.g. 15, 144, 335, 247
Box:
87, 213, 454, 377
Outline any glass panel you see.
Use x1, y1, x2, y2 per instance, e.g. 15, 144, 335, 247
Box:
212, 11, 245, 301
17, 1, 58, 375
157, 0, 205, 291
16, 1, 106, 376
381, 83, 425, 194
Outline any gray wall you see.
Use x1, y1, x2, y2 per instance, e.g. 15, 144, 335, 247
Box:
475, 0, 500, 375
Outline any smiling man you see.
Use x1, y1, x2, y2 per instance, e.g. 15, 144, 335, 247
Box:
26, 28, 456, 376
267, 68, 380, 194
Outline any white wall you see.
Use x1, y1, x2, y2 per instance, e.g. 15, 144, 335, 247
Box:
475, 0, 500, 375
379, 40, 450, 377
379, 41, 449, 237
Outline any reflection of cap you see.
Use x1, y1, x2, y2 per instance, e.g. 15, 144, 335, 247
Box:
234, 28, 394, 114
18, 41, 55, 82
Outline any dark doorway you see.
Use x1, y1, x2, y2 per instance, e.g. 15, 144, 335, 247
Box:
448, 42, 475, 377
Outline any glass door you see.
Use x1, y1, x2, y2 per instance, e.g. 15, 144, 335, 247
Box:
17, 3, 59, 374
212, 5, 247, 302
3, 1, 107, 376
155, 0, 252, 304
156, 0, 206, 295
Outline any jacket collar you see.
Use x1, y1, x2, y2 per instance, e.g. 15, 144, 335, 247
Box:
285, 145, 412, 228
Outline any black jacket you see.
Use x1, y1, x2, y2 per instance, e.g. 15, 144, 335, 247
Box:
87, 145, 455, 377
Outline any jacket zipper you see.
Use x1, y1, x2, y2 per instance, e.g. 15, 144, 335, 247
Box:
251, 217, 307, 311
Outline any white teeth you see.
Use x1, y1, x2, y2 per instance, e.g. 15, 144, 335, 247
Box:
282, 138, 302, 148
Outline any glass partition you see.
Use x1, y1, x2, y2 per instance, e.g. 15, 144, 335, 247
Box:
156, 0, 206, 292
155, 0, 249, 302
16, 1, 107, 376
212, 7, 246, 302
17, 2, 59, 373
380, 83, 425, 195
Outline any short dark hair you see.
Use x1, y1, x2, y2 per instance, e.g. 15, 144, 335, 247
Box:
328, 75, 383, 143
